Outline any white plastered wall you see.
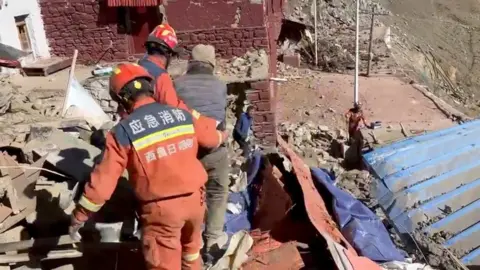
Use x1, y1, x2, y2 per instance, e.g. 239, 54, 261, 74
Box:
0, 0, 50, 74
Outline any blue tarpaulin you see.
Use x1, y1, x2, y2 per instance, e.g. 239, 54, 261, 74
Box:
223, 152, 262, 234
311, 168, 406, 262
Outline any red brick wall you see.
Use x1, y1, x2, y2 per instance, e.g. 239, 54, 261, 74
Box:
176, 27, 268, 58
40, 0, 128, 63
165, 0, 265, 31
165, 0, 268, 58
246, 80, 276, 145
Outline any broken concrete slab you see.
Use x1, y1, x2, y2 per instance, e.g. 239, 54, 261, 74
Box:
7, 118, 88, 135
26, 89, 64, 102
24, 129, 101, 182
0, 155, 46, 234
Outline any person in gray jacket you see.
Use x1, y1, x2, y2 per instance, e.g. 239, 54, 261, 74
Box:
174, 44, 229, 265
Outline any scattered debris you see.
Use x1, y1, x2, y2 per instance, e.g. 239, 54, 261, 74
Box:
219, 50, 269, 81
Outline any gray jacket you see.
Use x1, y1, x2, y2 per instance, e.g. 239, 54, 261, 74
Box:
174, 67, 227, 129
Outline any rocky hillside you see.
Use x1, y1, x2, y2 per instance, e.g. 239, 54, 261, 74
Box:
284, 0, 480, 117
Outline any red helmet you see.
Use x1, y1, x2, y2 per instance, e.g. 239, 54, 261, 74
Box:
145, 24, 178, 53
109, 63, 153, 95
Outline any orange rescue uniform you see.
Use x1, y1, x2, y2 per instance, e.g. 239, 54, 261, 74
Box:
73, 97, 225, 270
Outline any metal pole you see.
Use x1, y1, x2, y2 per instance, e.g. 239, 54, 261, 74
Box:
366, 5, 375, 77
314, 0, 318, 66
354, 0, 360, 104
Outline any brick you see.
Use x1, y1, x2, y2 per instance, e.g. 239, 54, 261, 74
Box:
232, 40, 240, 47
262, 123, 276, 133
197, 33, 206, 40
253, 39, 264, 47
246, 91, 260, 102
264, 112, 275, 122
253, 113, 266, 123
178, 33, 190, 42
243, 30, 253, 38
255, 101, 271, 111
225, 31, 235, 40
259, 91, 270, 100
235, 32, 243, 39
254, 132, 265, 138
233, 48, 244, 56
254, 29, 267, 37
252, 125, 262, 132
250, 80, 269, 90
283, 52, 301, 67
241, 40, 253, 48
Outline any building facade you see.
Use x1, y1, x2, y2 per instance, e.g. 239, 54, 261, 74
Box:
38, 0, 283, 146
38, 0, 280, 63
0, 0, 50, 73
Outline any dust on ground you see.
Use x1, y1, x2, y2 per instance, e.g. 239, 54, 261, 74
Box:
7, 65, 92, 93
371, 0, 480, 117
276, 63, 453, 132
412, 230, 464, 270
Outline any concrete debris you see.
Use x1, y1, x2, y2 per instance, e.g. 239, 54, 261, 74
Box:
381, 260, 436, 270
0, 82, 13, 115
278, 121, 347, 173
411, 231, 464, 270
25, 129, 102, 182
335, 169, 374, 206
209, 230, 253, 270
82, 76, 119, 120
220, 49, 269, 81
283, 0, 394, 73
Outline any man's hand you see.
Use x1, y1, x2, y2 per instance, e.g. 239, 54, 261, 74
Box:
69, 215, 85, 242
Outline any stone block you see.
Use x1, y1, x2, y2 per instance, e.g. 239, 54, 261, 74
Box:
259, 91, 270, 100
246, 91, 260, 102
255, 101, 271, 111
283, 52, 301, 68
250, 80, 269, 90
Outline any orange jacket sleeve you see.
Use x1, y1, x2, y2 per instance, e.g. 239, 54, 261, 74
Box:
154, 73, 189, 110
191, 111, 226, 149
73, 132, 129, 222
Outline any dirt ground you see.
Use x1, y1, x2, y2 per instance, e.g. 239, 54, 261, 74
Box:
374, 0, 480, 116
8, 66, 92, 93
277, 69, 453, 132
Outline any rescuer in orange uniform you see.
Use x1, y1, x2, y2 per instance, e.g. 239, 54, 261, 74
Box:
138, 23, 219, 130
139, 23, 188, 109
69, 63, 228, 270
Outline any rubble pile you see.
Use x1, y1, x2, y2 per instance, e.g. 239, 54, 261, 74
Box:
278, 121, 377, 204
276, 61, 318, 79
220, 49, 269, 79
278, 121, 347, 175
283, 0, 393, 73
0, 83, 73, 147
83, 76, 119, 120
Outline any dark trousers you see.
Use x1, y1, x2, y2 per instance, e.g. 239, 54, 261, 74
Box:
199, 147, 229, 252
233, 133, 250, 158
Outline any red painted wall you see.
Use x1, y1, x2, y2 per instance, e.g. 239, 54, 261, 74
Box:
40, 0, 129, 63
40, 0, 270, 61
165, 0, 265, 31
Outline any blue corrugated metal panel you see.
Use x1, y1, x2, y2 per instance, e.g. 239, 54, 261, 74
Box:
363, 120, 480, 266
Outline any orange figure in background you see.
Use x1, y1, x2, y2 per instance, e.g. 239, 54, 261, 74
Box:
345, 103, 368, 142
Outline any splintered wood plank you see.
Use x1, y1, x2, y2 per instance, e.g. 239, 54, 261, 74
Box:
22, 57, 72, 77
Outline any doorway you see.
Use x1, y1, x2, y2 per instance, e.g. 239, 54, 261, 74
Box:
127, 7, 162, 56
